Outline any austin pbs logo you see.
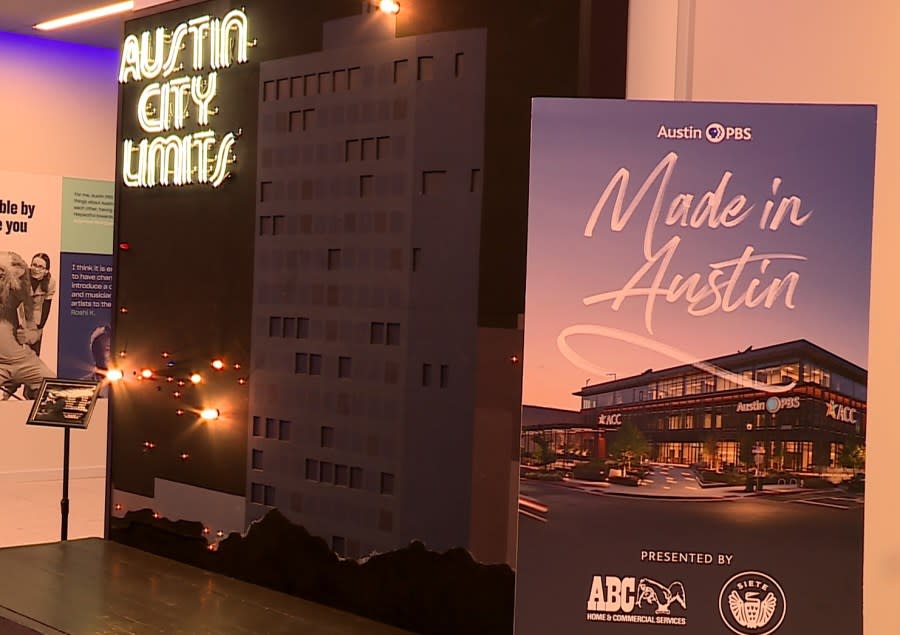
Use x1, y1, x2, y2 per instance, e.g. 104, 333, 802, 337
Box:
705, 122, 752, 144
719, 571, 787, 635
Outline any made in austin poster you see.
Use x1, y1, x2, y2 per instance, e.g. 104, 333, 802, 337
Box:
515, 100, 875, 634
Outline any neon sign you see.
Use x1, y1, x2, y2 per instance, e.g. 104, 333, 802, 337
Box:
119, 9, 254, 188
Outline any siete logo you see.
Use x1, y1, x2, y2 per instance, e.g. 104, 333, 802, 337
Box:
587, 575, 687, 626
735, 396, 800, 414
719, 571, 786, 635
705, 122, 753, 144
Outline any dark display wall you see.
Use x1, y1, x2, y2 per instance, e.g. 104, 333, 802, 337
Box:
111, 0, 627, 631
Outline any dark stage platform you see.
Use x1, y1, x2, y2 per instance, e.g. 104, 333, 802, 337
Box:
0, 539, 414, 634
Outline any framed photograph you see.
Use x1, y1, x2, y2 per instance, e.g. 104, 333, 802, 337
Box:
26, 379, 102, 429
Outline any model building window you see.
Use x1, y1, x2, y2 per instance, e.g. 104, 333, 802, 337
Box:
393, 59, 409, 83
328, 249, 341, 270
295, 353, 308, 373
421, 170, 446, 195
455, 52, 464, 78
360, 174, 375, 198
278, 420, 291, 441
269, 316, 282, 337
282, 317, 296, 338
250, 483, 265, 504
333, 69, 347, 92
258, 215, 272, 235
263, 80, 276, 101
305, 459, 319, 481
265, 418, 277, 438
309, 353, 323, 375
277, 78, 290, 99
338, 356, 352, 379
376, 136, 391, 160
320, 461, 334, 483
264, 486, 276, 506
297, 317, 310, 339
440, 364, 449, 388
251, 449, 263, 470
346, 139, 360, 161
335, 464, 349, 487
321, 426, 335, 448
272, 215, 285, 235
362, 137, 376, 161
350, 467, 363, 489
380, 472, 395, 495
386, 323, 400, 346
290, 75, 303, 97
417, 56, 434, 81
319, 71, 332, 93
348, 66, 361, 90
252, 416, 262, 437
304, 74, 317, 96
412, 248, 422, 272
370, 322, 385, 344
470, 169, 482, 193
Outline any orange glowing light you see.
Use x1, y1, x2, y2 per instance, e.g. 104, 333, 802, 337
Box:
190, 373, 202, 384
105, 368, 124, 381
211, 359, 225, 370
141, 368, 153, 379
200, 408, 220, 421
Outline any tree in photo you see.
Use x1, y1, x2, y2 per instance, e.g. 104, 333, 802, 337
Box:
840, 443, 866, 471
532, 434, 557, 469
703, 435, 719, 470
608, 421, 650, 472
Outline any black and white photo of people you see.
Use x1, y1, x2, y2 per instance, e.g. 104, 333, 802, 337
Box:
0, 250, 54, 400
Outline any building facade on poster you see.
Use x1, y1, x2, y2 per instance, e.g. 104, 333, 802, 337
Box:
119, 9, 254, 188
248, 15, 489, 559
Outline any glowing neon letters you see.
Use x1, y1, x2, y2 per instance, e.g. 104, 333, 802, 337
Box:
119, 9, 253, 188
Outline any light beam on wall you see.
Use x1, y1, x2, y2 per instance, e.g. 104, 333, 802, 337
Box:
34, 1, 134, 31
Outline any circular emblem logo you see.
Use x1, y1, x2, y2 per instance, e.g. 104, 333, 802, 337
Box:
719, 571, 786, 635
705, 122, 726, 143
765, 397, 781, 414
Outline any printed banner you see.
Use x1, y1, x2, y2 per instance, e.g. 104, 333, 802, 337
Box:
516, 100, 876, 635
0, 171, 113, 401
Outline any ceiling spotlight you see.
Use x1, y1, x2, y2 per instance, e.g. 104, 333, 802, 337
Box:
190, 373, 202, 384
378, 0, 400, 15
140, 368, 153, 379
211, 359, 225, 370
200, 408, 220, 421
105, 368, 124, 381
34, 1, 134, 31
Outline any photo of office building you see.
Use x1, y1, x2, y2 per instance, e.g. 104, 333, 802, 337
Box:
524, 340, 866, 472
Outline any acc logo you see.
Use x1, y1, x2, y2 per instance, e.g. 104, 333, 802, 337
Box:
597, 413, 622, 427
719, 571, 786, 635
705, 122, 753, 143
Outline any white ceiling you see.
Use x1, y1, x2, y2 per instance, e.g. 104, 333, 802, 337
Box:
0, 1, 130, 48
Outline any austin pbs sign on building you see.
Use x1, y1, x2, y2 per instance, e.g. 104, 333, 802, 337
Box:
515, 100, 875, 634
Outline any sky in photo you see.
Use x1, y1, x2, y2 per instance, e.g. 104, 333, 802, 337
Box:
523, 99, 877, 410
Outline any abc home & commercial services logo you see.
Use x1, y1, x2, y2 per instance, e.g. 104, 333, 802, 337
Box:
719, 571, 787, 635
586, 575, 687, 626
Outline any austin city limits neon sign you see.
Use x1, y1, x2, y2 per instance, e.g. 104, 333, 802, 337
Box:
119, 9, 254, 188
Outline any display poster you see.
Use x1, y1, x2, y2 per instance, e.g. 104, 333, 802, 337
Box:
515, 100, 876, 634
0, 171, 113, 400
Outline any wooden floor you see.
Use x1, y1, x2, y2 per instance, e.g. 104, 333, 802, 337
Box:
0, 539, 415, 635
